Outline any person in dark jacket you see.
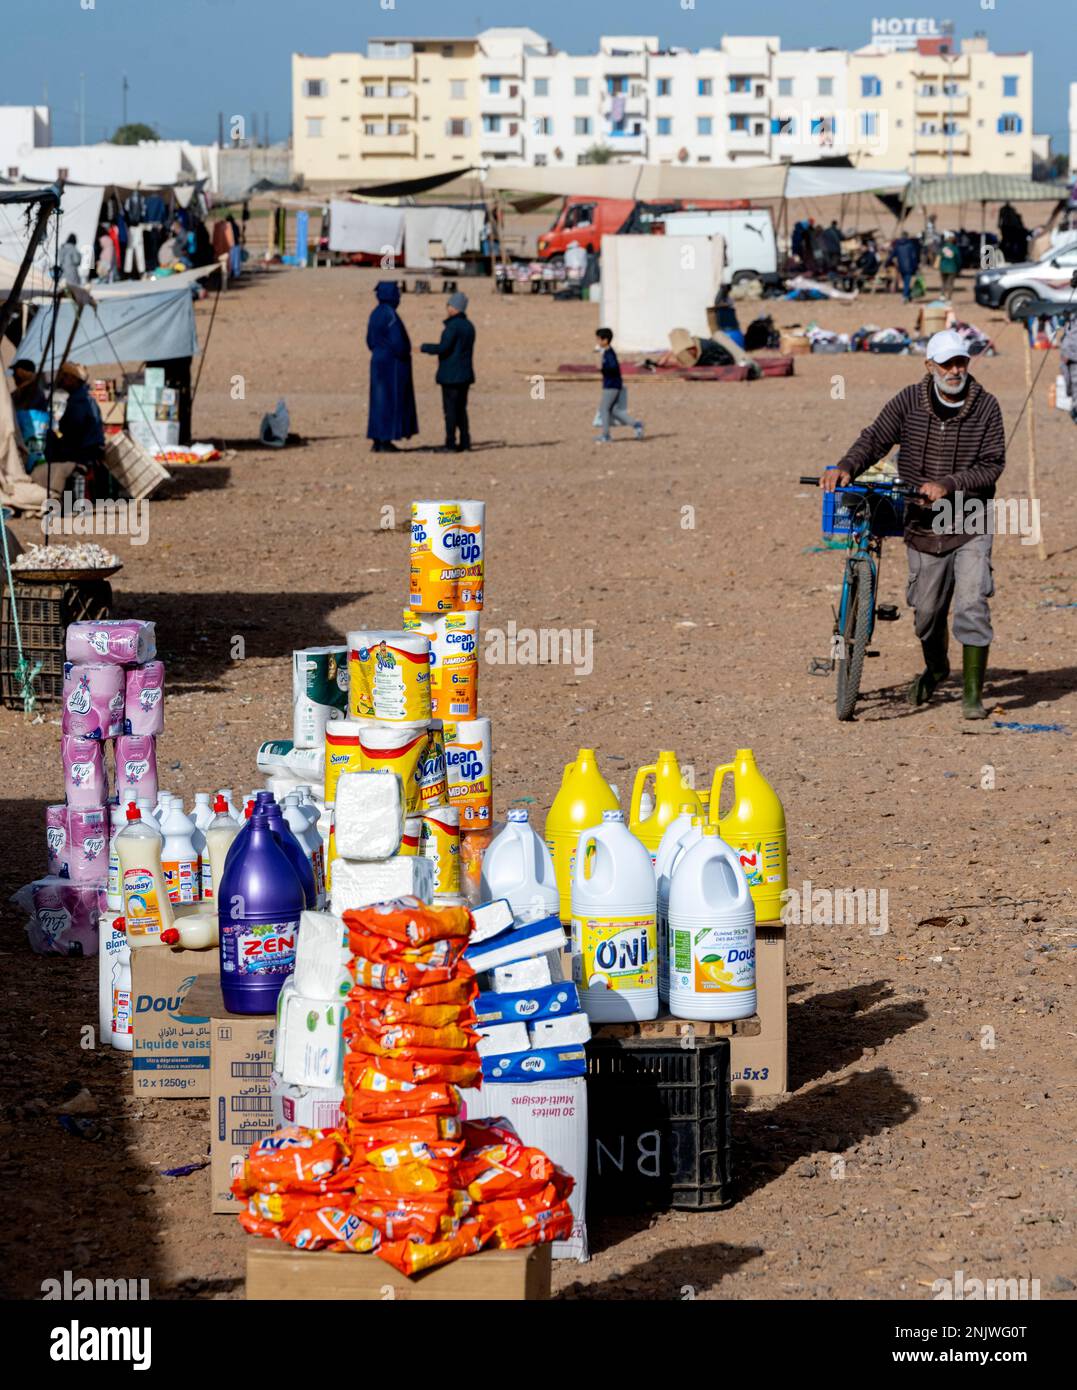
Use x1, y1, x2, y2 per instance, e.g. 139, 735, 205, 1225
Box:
886, 233, 921, 302
40, 361, 106, 498
822, 330, 1006, 719
421, 291, 475, 452
366, 281, 418, 452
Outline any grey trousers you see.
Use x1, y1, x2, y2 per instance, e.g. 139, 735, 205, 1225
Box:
597, 387, 638, 435
906, 532, 994, 647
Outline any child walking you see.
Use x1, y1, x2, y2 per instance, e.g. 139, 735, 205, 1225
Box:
595, 328, 644, 443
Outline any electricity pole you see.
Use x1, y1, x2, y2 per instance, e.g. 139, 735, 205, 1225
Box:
122, 74, 128, 128
79, 73, 85, 144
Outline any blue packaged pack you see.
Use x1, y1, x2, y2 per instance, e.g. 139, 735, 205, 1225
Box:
463, 914, 565, 973
475, 981, 580, 1026
481, 1045, 587, 1082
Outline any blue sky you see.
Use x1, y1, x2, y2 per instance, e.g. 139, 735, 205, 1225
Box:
5, 0, 1072, 153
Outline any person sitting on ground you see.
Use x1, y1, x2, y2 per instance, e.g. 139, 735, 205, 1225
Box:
421, 291, 476, 454
822, 329, 1005, 720
40, 361, 106, 500
593, 327, 643, 445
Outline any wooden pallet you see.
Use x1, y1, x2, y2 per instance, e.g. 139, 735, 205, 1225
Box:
593, 1011, 761, 1041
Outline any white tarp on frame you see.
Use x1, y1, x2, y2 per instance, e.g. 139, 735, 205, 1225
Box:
599, 233, 725, 352
0, 184, 104, 281
327, 200, 404, 256
401, 206, 485, 268
18, 286, 198, 367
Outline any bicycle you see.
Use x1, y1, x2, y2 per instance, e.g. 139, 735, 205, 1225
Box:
798, 472, 921, 721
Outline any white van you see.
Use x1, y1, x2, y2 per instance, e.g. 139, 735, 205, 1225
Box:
661, 208, 778, 286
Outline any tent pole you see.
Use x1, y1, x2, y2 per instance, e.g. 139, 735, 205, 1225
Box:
1023, 330, 1047, 561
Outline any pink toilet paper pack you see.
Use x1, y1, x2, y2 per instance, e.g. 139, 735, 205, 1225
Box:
124, 660, 165, 736
26, 877, 102, 956
46, 804, 68, 876
62, 735, 108, 808
66, 619, 156, 666
66, 806, 109, 886
115, 734, 158, 804
62, 662, 125, 740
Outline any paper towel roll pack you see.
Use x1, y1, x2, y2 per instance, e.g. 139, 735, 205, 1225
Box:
403, 609, 480, 719
66, 806, 109, 886
62, 662, 125, 740
62, 735, 108, 808
114, 734, 159, 805
25, 877, 103, 956
347, 629, 431, 724
409, 500, 485, 613
443, 716, 493, 829
46, 804, 68, 876
323, 720, 364, 805
353, 720, 429, 815
292, 646, 348, 749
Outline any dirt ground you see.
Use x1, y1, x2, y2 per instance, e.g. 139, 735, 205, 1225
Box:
1, 256, 1074, 1302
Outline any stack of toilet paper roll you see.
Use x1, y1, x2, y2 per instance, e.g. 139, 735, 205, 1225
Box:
52, 620, 163, 899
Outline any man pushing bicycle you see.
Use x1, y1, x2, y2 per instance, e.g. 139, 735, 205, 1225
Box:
822, 330, 1006, 719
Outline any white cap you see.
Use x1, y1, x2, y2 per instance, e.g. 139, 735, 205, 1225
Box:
926, 329, 970, 364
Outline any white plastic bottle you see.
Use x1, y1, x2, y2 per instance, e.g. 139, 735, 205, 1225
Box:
655, 807, 706, 1006
202, 795, 240, 905
110, 922, 133, 1051
160, 800, 201, 904
217, 788, 242, 821
571, 809, 658, 1023
283, 793, 325, 907
136, 798, 161, 833
97, 910, 129, 1044
105, 804, 127, 911
153, 788, 171, 821
668, 825, 756, 1021
191, 792, 214, 832
116, 804, 174, 947
481, 808, 560, 921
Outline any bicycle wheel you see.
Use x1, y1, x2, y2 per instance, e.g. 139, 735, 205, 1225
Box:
835, 556, 874, 721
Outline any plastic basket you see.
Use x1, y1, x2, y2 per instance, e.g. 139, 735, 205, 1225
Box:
822, 487, 905, 539
0, 578, 112, 707
103, 432, 172, 501
586, 1035, 732, 1211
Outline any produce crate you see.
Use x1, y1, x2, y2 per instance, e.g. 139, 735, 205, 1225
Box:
0, 578, 111, 707
586, 1035, 732, 1212
822, 486, 905, 539
103, 431, 172, 501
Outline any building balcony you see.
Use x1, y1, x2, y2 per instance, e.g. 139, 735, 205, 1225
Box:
726, 92, 770, 115
358, 92, 416, 119
600, 53, 648, 78
604, 93, 648, 119
727, 127, 772, 153
360, 128, 417, 156
915, 91, 969, 116
480, 130, 524, 156
914, 128, 970, 155
479, 92, 523, 117
359, 56, 417, 82
479, 54, 524, 79
910, 54, 970, 80
603, 129, 647, 154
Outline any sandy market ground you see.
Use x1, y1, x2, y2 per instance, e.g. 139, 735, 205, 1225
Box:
1, 255, 1074, 1301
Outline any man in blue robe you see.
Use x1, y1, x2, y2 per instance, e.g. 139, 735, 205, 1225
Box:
366, 281, 418, 453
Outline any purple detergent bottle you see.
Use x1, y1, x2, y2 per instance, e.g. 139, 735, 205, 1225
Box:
261, 796, 317, 909
218, 807, 305, 1013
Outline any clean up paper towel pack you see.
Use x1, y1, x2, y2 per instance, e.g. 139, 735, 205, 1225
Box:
334, 769, 404, 860
329, 856, 434, 915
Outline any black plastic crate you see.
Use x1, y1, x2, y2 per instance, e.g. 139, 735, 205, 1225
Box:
0, 579, 111, 708
586, 1035, 732, 1211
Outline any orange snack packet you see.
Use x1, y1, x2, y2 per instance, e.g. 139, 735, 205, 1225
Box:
345, 899, 472, 946
345, 1036, 478, 1067
350, 1019, 478, 1052
347, 1114, 462, 1152
482, 1202, 575, 1250
344, 994, 475, 1030
237, 1127, 353, 1195
377, 1220, 484, 1276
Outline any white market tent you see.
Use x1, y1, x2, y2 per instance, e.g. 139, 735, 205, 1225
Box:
481, 162, 910, 203
0, 183, 104, 282
327, 199, 486, 268
17, 284, 199, 367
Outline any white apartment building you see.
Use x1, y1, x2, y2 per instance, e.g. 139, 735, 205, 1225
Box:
0, 106, 51, 178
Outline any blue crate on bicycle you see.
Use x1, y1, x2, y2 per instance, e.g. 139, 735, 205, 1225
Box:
822, 486, 906, 539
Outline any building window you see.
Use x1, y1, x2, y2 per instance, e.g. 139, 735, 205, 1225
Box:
997, 113, 1022, 134
363, 85, 380, 98
446, 118, 470, 137
729, 114, 748, 132
302, 79, 325, 98
483, 114, 501, 133
450, 79, 466, 99
942, 82, 960, 96
306, 117, 323, 137
861, 75, 881, 98
941, 120, 960, 135
534, 77, 549, 96
575, 116, 592, 136
656, 116, 672, 136
752, 120, 766, 136
535, 153, 548, 166
777, 77, 793, 97
772, 115, 795, 135
656, 77, 672, 97
487, 76, 501, 94
818, 77, 833, 97
861, 111, 878, 138
729, 76, 751, 94
698, 116, 713, 135
698, 78, 713, 97
919, 83, 937, 97
1003, 75, 1018, 97
574, 77, 589, 97
535, 116, 553, 136
895, 119, 903, 128
440, 45, 453, 58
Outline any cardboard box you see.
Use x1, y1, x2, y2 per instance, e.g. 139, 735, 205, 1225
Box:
180, 976, 276, 1213
460, 1079, 588, 1262
730, 923, 787, 1099
131, 946, 216, 1096
246, 1241, 550, 1301
268, 1071, 343, 1130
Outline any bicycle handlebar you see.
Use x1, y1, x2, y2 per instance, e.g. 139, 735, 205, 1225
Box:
799, 476, 819, 485
797, 475, 921, 496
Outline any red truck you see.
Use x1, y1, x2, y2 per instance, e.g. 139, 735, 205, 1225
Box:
536, 196, 751, 260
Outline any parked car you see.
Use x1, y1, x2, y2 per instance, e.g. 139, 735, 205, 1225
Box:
975, 239, 1077, 319
535, 196, 752, 261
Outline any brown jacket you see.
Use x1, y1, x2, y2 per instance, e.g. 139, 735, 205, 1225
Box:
837, 374, 1006, 554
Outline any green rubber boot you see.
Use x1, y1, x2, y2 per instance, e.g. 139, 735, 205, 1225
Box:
962, 644, 989, 720
908, 633, 951, 706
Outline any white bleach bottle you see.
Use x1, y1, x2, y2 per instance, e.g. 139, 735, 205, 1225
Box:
217, 788, 242, 822
106, 803, 127, 911
109, 917, 133, 1051
136, 798, 161, 834
283, 793, 325, 907
97, 910, 129, 1045
654, 805, 705, 1006
668, 825, 756, 1021
481, 807, 560, 921
571, 809, 657, 1023
191, 792, 214, 832
160, 800, 201, 904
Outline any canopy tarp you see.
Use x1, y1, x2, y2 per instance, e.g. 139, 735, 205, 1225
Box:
481, 162, 910, 202
18, 285, 198, 367
347, 166, 480, 199
0, 184, 104, 278
401, 206, 485, 267
903, 174, 1071, 207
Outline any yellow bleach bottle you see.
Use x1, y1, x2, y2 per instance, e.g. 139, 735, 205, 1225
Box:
629, 750, 702, 857
708, 748, 787, 923
544, 749, 619, 923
